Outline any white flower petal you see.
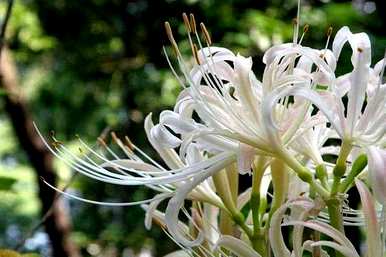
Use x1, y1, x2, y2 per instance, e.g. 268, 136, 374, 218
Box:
214, 235, 262, 257
237, 143, 256, 175
164, 154, 235, 247
367, 147, 386, 204
355, 179, 382, 257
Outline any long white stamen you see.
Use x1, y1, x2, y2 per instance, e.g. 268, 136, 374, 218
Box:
41, 177, 173, 206
293, 0, 301, 44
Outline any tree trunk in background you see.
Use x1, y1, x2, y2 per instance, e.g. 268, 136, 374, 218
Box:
0, 48, 81, 257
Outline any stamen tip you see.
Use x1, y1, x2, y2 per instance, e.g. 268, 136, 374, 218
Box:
164, 21, 180, 57
182, 12, 191, 33
97, 137, 107, 147
111, 131, 118, 142
200, 22, 212, 45
189, 13, 197, 33
124, 136, 134, 151
327, 26, 333, 37
303, 24, 309, 33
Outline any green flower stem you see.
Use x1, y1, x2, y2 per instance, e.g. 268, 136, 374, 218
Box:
331, 139, 352, 195
339, 154, 368, 193
226, 164, 239, 204
250, 236, 268, 257
315, 164, 329, 189
250, 157, 268, 255
327, 139, 352, 257
326, 198, 345, 257
219, 209, 233, 235
277, 149, 329, 199
212, 169, 253, 240
312, 230, 321, 257
269, 159, 288, 217
251, 157, 267, 234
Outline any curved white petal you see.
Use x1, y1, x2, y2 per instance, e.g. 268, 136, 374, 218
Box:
367, 147, 386, 204
355, 179, 382, 257
214, 235, 262, 257
165, 154, 236, 247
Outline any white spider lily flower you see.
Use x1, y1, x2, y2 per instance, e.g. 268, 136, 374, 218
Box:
163, 26, 338, 175
262, 27, 385, 150
34, 121, 235, 217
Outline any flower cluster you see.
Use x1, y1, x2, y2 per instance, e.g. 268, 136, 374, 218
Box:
39, 7, 386, 257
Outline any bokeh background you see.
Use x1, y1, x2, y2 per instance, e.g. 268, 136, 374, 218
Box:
0, 0, 385, 256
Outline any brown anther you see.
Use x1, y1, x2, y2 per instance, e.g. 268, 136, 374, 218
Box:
292, 18, 298, 25
78, 147, 83, 154
192, 43, 201, 65
229, 86, 236, 99
153, 217, 167, 229
124, 136, 135, 151
164, 21, 180, 56
182, 12, 191, 33
327, 26, 333, 37
319, 53, 326, 60
303, 24, 310, 33
110, 131, 119, 143
357, 47, 363, 53
189, 13, 197, 33
51, 140, 63, 148
200, 22, 212, 45
97, 137, 107, 147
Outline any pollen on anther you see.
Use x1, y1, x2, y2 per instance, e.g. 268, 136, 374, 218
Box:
357, 47, 363, 53
327, 26, 333, 37
189, 13, 197, 34
97, 137, 107, 147
200, 22, 212, 45
111, 131, 119, 143
182, 13, 191, 33
124, 136, 135, 151
303, 24, 309, 33
164, 21, 180, 56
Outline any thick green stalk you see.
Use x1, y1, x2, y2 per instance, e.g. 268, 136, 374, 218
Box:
326, 198, 345, 257
339, 154, 368, 193
251, 158, 266, 233
250, 157, 267, 255
327, 139, 352, 257
331, 139, 352, 195
226, 164, 239, 204
269, 159, 288, 217
212, 169, 253, 239
277, 149, 329, 199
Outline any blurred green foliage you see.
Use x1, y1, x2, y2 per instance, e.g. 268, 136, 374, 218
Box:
0, 0, 385, 256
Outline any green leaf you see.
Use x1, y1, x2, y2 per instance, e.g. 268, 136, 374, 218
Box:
0, 177, 17, 191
